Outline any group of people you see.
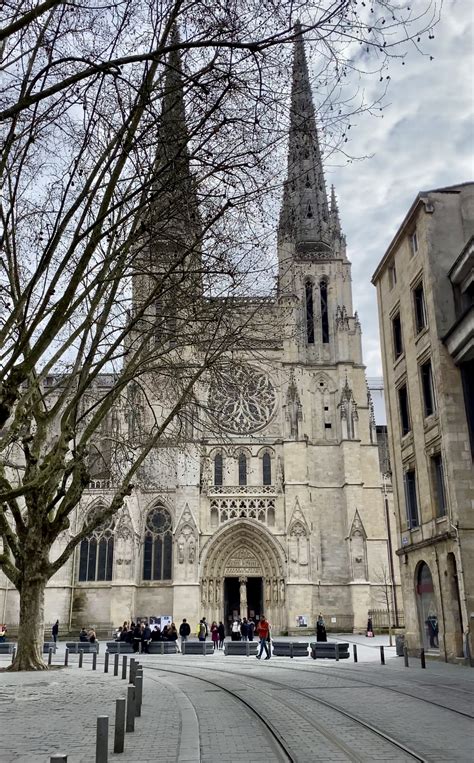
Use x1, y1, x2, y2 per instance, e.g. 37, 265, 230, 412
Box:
79, 627, 97, 643
230, 617, 256, 642
115, 620, 180, 653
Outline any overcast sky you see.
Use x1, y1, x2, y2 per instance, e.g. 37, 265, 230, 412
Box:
325, 0, 473, 378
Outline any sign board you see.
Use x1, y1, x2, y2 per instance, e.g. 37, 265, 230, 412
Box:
331, 617, 337, 623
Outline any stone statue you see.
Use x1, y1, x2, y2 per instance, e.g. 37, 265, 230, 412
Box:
178, 537, 185, 564
280, 579, 285, 603
188, 536, 196, 564
273, 579, 278, 603
208, 578, 214, 603
239, 576, 247, 612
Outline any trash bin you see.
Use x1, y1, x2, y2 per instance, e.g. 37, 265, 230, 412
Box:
395, 634, 405, 657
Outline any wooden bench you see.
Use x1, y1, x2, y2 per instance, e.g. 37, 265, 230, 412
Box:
272, 641, 309, 657
181, 641, 214, 656
310, 642, 350, 659
224, 641, 258, 656
65, 641, 99, 654
106, 641, 134, 654
0, 642, 15, 654
148, 641, 178, 655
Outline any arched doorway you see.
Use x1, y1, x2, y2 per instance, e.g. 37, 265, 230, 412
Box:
416, 562, 439, 651
200, 519, 286, 633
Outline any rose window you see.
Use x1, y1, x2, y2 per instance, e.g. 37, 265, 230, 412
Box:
208, 365, 277, 434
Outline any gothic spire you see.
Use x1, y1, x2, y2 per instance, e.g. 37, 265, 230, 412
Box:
278, 22, 330, 250
330, 185, 341, 236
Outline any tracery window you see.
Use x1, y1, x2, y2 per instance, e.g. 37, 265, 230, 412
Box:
214, 453, 223, 486
320, 280, 329, 344
143, 506, 173, 581
78, 513, 114, 582
238, 452, 248, 486
305, 281, 315, 344
262, 452, 272, 486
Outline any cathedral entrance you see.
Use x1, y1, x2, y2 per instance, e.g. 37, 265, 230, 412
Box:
224, 577, 240, 628
247, 577, 263, 621
223, 576, 263, 632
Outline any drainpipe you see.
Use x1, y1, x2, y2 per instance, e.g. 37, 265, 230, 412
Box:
383, 472, 399, 627
434, 545, 448, 662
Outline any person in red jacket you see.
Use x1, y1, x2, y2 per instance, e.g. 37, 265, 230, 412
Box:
256, 616, 271, 660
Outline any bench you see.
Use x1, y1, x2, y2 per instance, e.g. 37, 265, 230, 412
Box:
0, 642, 15, 654
148, 641, 178, 655
65, 641, 99, 654
272, 641, 309, 657
106, 641, 134, 654
43, 642, 57, 654
224, 641, 258, 656
182, 640, 214, 656
310, 642, 350, 660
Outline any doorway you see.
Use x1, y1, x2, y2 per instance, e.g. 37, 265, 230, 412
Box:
247, 577, 263, 621
416, 562, 439, 651
224, 577, 240, 632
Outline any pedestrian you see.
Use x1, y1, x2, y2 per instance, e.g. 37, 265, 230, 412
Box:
316, 614, 327, 642
256, 616, 271, 660
168, 622, 179, 652
52, 619, 59, 644
240, 617, 249, 641
198, 619, 207, 641
151, 626, 161, 641
366, 616, 374, 638
202, 617, 209, 638
79, 627, 88, 642
218, 621, 225, 649
0, 624, 6, 643
142, 622, 152, 654
231, 619, 241, 641
119, 626, 129, 642
248, 619, 255, 641
211, 621, 219, 651
179, 618, 191, 648
132, 622, 141, 653
88, 628, 97, 643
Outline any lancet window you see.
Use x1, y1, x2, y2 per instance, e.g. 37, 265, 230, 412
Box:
262, 452, 272, 485
214, 453, 223, 486
143, 506, 172, 581
320, 280, 329, 344
238, 452, 248, 486
78, 512, 114, 582
305, 281, 315, 344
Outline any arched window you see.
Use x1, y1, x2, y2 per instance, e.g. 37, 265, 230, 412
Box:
320, 280, 329, 344
305, 281, 315, 344
143, 506, 172, 581
78, 514, 114, 582
238, 452, 248, 486
262, 452, 272, 485
214, 453, 223, 486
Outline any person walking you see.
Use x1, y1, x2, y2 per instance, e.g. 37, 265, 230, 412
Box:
179, 618, 191, 649
256, 615, 271, 660
218, 621, 225, 650
52, 619, 59, 644
316, 614, 327, 642
211, 621, 219, 651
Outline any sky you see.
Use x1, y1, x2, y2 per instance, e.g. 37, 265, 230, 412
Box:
324, 0, 473, 378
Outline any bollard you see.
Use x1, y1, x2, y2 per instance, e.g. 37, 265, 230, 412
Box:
182, 641, 186, 656
335, 643, 340, 662
129, 658, 137, 684
380, 646, 385, 665
246, 641, 250, 657
114, 698, 126, 753
79, 650, 84, 668
121, 655, 127, 680
48, 647, 53, 666
420, 648, 426, 669
92, 651, 97, 671
114, 653, 119, 676
50, 756, 68, 762
403, 646, 409, 667
104, 652, 109, 674
64, 647, 69, 667
290, 643, 294, 659
95, 715, 108, 763
126, 685, 135, 733
353, 644, 358, 663
135, 673, 143, 717
203, 641, 206, 656
11, 647, 16, 664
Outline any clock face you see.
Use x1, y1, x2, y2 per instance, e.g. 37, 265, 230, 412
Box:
208, 364, 277, 434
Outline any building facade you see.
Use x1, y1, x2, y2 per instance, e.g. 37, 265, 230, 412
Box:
372, 183, 474, 662
1, 34, 400, 636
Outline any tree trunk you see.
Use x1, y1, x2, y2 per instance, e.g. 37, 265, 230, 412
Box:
9, 573, 48, 671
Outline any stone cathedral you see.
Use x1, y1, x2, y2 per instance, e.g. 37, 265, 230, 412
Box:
1, 34, 399, 635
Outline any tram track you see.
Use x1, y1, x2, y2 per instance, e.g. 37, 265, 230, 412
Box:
144, 661, 429, 762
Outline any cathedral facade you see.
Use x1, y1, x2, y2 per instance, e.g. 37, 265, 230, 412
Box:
1, 33, 400, 635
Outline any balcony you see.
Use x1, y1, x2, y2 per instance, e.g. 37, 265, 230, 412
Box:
207, 484, 277, 496
209, 487, 276, 528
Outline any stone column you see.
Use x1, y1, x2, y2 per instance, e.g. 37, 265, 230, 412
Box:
239, 576, 248, 618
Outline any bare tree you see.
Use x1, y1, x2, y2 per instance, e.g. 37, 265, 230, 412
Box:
0, 1, 438, 669
373, 564, 396, 645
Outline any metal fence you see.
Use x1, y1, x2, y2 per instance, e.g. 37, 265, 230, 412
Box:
368, 609, 405, 629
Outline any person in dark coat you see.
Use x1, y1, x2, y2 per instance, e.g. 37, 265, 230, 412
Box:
79, 627, 88, 642
142, 623, 152, 654
240, 618, 249, 641
218, 621, 225, 649
316, 614, 327, 642
119, 627, 129, 642
179, 618, 191, 649
248, 619, 255, 641
151, 626, 162, 641
52, 620, 59, 643
132, 622, 142, 653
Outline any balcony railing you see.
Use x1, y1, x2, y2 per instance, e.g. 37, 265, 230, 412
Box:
207, 484, 277, 495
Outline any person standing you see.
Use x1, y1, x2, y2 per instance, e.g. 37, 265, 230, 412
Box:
248, 619, 255, 641
52, 620, 59, 644
316, 614, 327, 642
132, 622, 141, 653
240, 618, 249, 641
142, 622, 151, 654
198, 619, 207, 641
211, 621, 219, 651
218, 621, 225, 650
168, 622, 179, 652
256, 616, 271, 660
179, 618, 191, 648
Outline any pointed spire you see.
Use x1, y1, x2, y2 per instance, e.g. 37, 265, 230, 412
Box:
278, 22, 330, 251
330, 185, 342, 236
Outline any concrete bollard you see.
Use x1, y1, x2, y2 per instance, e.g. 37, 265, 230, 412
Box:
79, 650, 84, 668
380, 646, 385, 665
104, 652, 109, 674
114, 698, 126, 753
290, 643, 294, 659
420, 648, 426, 669
203, 641, 206, 656
114, 653, 119, 676
48, 647, 53, 666
135, 673, 143, 717
335, 643, 340, 662
126, 685, 135, 733
353, 644, 358, 663
11, 647, 16, 664
50, 756, 68, 762
121, 655, 127, 679
182, 641, 186, 656
64, 648, 69, 667
129, 658, 135, 684
92, 651, 97, 671
95, 715, 108, 763
246, 641, 250, 657
404, 646, 409, 667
